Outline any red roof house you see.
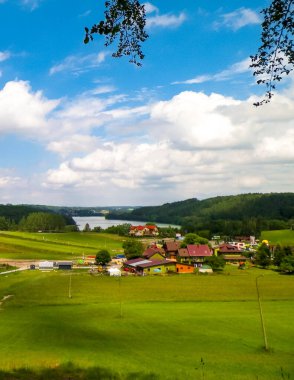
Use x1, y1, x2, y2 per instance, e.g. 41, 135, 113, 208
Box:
178, 244, 212, 265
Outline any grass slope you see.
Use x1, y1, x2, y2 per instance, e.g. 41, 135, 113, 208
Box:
0, 231, 125, 260
0, 267, 293, 379
261, 229, 294, 245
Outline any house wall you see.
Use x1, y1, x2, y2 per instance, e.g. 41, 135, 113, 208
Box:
143, 263, 176, 275
176, 263, 194, 273
148, 253, 165, 261
179, 257, 205, 265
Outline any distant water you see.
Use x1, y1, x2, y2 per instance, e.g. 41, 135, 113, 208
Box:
73, 216, 180, 230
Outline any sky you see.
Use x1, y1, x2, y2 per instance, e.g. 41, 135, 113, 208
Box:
0, 0, 293, 206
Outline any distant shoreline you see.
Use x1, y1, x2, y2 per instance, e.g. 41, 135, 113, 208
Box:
73, 216, 180, 230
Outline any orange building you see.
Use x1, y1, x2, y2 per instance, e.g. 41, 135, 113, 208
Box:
176, 262, 195, 273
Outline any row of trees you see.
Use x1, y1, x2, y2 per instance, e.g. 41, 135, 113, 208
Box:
255, 243, 294, 273
0, 212, 74, 232
82, 222, 180, 238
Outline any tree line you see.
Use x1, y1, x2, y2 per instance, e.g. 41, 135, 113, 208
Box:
0, 205, 76, 232
107, 193, 294, 237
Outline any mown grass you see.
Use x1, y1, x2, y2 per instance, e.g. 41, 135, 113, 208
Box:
0, 231, 126, 260
261, 229, 294, 245
0, 268, 293, 379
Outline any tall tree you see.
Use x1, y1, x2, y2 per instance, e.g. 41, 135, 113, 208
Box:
96, 249, 111, 265
255, 243, 272, 268
122, 239, 144, 259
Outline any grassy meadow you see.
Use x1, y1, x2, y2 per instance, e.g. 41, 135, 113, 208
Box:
0, 267, 293, 379
0, 231, 126, 260
260, 229, 294, 246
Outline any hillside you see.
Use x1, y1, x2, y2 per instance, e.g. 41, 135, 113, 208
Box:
107, 193, 294, 236
0, 204, 75, 226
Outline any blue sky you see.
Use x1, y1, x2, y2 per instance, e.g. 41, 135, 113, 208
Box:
0, 0, 293, 206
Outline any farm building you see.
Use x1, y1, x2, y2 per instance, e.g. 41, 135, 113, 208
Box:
39, 261, 54, 270
136, 259, 176, 275
108, 267, 121, 276
123, 258, 153, 273
57, 261, 73, 270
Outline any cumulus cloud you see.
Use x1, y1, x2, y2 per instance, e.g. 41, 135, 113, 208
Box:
1, 78, 293, 205
42, 86, 294, 204
214, 7, 261, 31
0, 80, 60, 136
47, 135, 101, 158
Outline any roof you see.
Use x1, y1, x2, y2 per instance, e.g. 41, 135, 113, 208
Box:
39, 261, 54, 267
164, 241, 180, 252
186, 245, 212, 257
58, 261, 73, 265
178, 248, 188, 257
124, 258, 151, 267
222, 255, 248, 260
142, 247, 164, 259
130, 225, 158, 230
218, 244, 241, 253
136, 259, 175, 269
146, 225, 158, 230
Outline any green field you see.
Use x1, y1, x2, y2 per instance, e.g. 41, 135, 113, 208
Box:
0, 231, 126, 260
260, 229, 294, 246
0, 267, 293, 379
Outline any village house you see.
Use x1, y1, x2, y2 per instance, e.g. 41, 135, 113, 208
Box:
163, 241, 180, 261
175, 262, 195, 273
217, 243, 249, 264
136, 259, 176, 275
142, 247, 165, 261
178, 244, 212, 266
129, 225, 159, 237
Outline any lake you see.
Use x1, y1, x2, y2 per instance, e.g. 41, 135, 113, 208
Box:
73, 216, 180, 230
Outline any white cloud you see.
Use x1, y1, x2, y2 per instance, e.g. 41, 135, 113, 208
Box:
147, 12, 187, 28
21, 0, 41, 11
85, 85, 116, 96
49, 52, 109, 76
215, 7, 261, 31
144, 2, 158, 14
47, 135, 101, 158
173, 57, 252, 85
0, 176, 22, 188
0, 51, 10, 62
1, 79, 293, 205
144, 3, 187, 29
42, 85, 294, 204
79, 10, 91, 18
0, 80, 60, 136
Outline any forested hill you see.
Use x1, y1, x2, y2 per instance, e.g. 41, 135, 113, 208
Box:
0, 204, 75, 225
107, 193, 294, 236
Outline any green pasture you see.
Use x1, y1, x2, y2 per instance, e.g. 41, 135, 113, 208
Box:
0, 231, 126, 260
261, 229, 294, 246
0, 267, 293, 379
